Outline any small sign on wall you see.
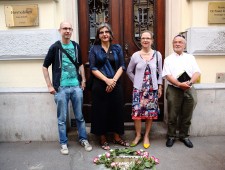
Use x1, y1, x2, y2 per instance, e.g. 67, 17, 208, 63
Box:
208, 2, 225, 24
4, 4, 39, 27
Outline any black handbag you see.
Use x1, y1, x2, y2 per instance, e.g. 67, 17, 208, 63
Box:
56, 41, 82, 83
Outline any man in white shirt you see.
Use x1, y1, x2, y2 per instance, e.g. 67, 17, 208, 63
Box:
162, 35, 201, 148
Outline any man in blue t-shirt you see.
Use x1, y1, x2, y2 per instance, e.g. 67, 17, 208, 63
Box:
42, 21, 92, 155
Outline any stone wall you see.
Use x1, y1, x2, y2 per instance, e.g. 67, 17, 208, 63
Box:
0, 88, 58, 142
186, 27, 225, 55
0, 29, 60, 60
0, 84, 225, 142
190, 83, 225, 136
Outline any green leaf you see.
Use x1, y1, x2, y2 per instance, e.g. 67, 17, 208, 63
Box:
145, 161, 151, 168
152, 166, 156, 170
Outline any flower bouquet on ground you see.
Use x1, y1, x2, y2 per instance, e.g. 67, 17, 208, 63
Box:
93, 148, 159, 170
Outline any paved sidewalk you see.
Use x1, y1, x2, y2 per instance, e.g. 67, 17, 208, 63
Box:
0, 123, 225, 170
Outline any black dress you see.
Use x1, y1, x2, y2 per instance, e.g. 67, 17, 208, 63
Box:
90, 77, 124, 135
89, 45, 125, 136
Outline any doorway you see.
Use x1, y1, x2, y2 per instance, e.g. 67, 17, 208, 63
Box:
78, 0, 165, 123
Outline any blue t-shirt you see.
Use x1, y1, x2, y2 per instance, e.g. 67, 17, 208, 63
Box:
60, 42, 79, 86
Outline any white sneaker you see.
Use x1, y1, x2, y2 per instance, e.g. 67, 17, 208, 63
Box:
80, 140, 92, 152
60, 144, 69, 155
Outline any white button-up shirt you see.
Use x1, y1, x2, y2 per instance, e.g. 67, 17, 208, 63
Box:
162, 52, 201, 85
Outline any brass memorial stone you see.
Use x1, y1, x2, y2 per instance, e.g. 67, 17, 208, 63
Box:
208, 2, 225, 24
4, 4, 39, 27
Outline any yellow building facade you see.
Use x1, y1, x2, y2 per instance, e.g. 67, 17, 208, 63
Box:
0, 0, 225, 86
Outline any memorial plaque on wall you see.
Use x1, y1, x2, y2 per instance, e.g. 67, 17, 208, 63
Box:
208, 2, 225, 24
4, 4, 39, 27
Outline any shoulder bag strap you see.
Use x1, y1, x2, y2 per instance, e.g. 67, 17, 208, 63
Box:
56, 41, 79, 71
154, 50, 159, 80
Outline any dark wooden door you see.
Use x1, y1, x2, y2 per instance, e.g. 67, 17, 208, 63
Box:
78, 0, 165, 123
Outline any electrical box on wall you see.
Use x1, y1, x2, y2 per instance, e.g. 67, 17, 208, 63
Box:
216, 73, 225, 83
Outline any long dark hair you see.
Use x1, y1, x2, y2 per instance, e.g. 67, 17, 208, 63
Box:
93, 23, 114, 45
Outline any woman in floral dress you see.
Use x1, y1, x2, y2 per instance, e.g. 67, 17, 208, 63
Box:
126, 30, 163, 148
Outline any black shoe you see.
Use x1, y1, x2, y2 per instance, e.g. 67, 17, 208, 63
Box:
166, 138, 175, 147
180, 138, 193, 148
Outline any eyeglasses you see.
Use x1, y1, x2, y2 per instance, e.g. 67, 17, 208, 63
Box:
141, 37, 152, 40
61, 27, 73, 31
99, 31, 110, 35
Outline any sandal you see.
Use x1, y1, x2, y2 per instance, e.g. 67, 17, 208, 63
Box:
101, 141, 110, 150
113, 139, 130, 147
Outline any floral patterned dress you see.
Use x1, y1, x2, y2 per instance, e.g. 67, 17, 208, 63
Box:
132, 64, 159, 120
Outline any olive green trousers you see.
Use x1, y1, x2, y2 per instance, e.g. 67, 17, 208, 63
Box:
166, 85, 197, 138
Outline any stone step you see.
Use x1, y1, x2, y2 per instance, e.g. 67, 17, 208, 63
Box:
67, 122, 167, 142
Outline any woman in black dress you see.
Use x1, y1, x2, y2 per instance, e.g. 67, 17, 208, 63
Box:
89, 23, 129, 150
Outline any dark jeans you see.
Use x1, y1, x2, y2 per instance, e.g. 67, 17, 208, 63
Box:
166, 85, 197, 138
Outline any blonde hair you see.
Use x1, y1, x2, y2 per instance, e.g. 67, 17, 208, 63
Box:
141, 30, 154, 39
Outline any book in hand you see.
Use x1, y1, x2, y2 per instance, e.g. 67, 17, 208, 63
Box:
177, 71, 191, 82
